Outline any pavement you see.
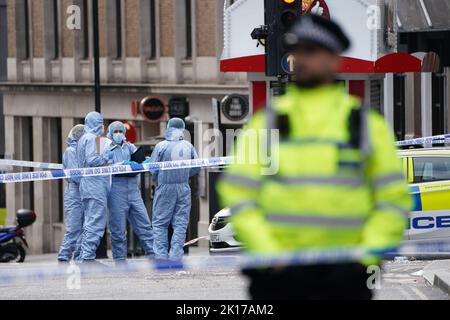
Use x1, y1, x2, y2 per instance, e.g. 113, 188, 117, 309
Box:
0, 248, 449, 300
376, 260, 449, 300
423, 259, 450, 295
0, 249, 250, 300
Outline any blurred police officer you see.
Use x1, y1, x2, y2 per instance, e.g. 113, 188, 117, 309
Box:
217, 14, 412, 300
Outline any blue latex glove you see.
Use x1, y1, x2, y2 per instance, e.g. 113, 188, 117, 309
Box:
142, 157, 152, 164
102, 150, 114, 165
126, 161, 139, 166
105, 150, 114, 160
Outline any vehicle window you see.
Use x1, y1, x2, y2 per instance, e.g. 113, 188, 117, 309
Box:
413, 157, 450, 183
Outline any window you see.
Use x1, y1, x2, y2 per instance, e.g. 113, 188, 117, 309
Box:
23, 0, 31, 60
149, 0, 156, 59
51, 0, 59, 59
370, 79, 382, 114
185, 0, 192, 59
48, 118, 63, 222
432, 73, 446, 136
82, 0, 90, 59
115, 0, 123, 59
394, 75, 406, 140
0, 0, 7, 81
413, 157, 450, 183
21, 117, 34, 211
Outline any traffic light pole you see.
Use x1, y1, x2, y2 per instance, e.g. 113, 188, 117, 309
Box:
277, 75, 287, 96
264, 0, 301, 77
93, 0, 101, 113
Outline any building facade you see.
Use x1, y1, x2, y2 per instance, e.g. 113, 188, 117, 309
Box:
386, 0, 450, 140
2, 0, 450, 254
1, 0, 248, 254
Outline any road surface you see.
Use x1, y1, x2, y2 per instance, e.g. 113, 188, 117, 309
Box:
0, 251, 448, 300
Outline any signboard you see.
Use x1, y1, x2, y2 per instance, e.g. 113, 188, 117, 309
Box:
140, 96, 166, 123
169, 97, 190, 119
221, 95, 249, 122
302, 0, 331, 19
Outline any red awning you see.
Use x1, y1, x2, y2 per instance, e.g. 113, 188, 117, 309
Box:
220, 53, 423, 74
374, 53, 422, 73
220, 55, 265, 73
337, 57, 375, 73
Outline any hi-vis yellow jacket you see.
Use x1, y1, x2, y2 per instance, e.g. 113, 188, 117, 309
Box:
217, 83, 413, 265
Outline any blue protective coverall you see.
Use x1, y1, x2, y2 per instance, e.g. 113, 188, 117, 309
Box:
149, 126, 200, 261
77, 112, 111, 261
107, 122, 154, 261
58, 125, 85, 262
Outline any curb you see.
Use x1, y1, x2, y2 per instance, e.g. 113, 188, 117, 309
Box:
423, 260, 450, 295
434, 272, 450, 295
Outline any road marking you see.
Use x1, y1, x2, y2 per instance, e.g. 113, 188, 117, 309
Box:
412, 270, 424, 277
409, 286, 430, 300
398, 287, 415, 300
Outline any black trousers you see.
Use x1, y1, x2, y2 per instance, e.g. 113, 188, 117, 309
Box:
244, 263, 373, 300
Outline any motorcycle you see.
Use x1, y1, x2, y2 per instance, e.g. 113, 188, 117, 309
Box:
0, 209, 36, 263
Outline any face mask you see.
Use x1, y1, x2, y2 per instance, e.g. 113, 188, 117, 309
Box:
113, 133, 124, 144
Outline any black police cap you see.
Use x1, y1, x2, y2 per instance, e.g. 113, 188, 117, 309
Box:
284, 14, 351, 54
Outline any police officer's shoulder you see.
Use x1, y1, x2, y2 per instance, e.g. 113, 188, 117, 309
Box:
367, 109, 396, 141
274, 94, 295, 114
243, 111, 267, 130
367, 108, 385, 121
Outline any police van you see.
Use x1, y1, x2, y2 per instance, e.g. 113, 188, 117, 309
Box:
401, 148, 450, 242
209, 148, 450, 252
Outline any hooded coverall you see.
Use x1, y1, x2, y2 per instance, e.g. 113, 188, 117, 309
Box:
149, 126, 200, 261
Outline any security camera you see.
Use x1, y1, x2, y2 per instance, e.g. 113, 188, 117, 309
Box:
251, 26, 268, 47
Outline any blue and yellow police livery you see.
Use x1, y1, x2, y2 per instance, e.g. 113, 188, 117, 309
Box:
209, 148, 450, 251
400, 148, 450, 241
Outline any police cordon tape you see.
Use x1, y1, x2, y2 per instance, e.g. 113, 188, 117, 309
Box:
0, 157, 235, 184
2, 131, 450, 184
396, 134, 450, 147
1, 241, 450, 284
0, 159, 64, 170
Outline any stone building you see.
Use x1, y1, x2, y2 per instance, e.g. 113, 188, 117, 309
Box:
0, 0, 247, 253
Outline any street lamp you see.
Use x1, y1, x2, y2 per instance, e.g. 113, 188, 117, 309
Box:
92, 0, 107, 259
92, 0, 101, 113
